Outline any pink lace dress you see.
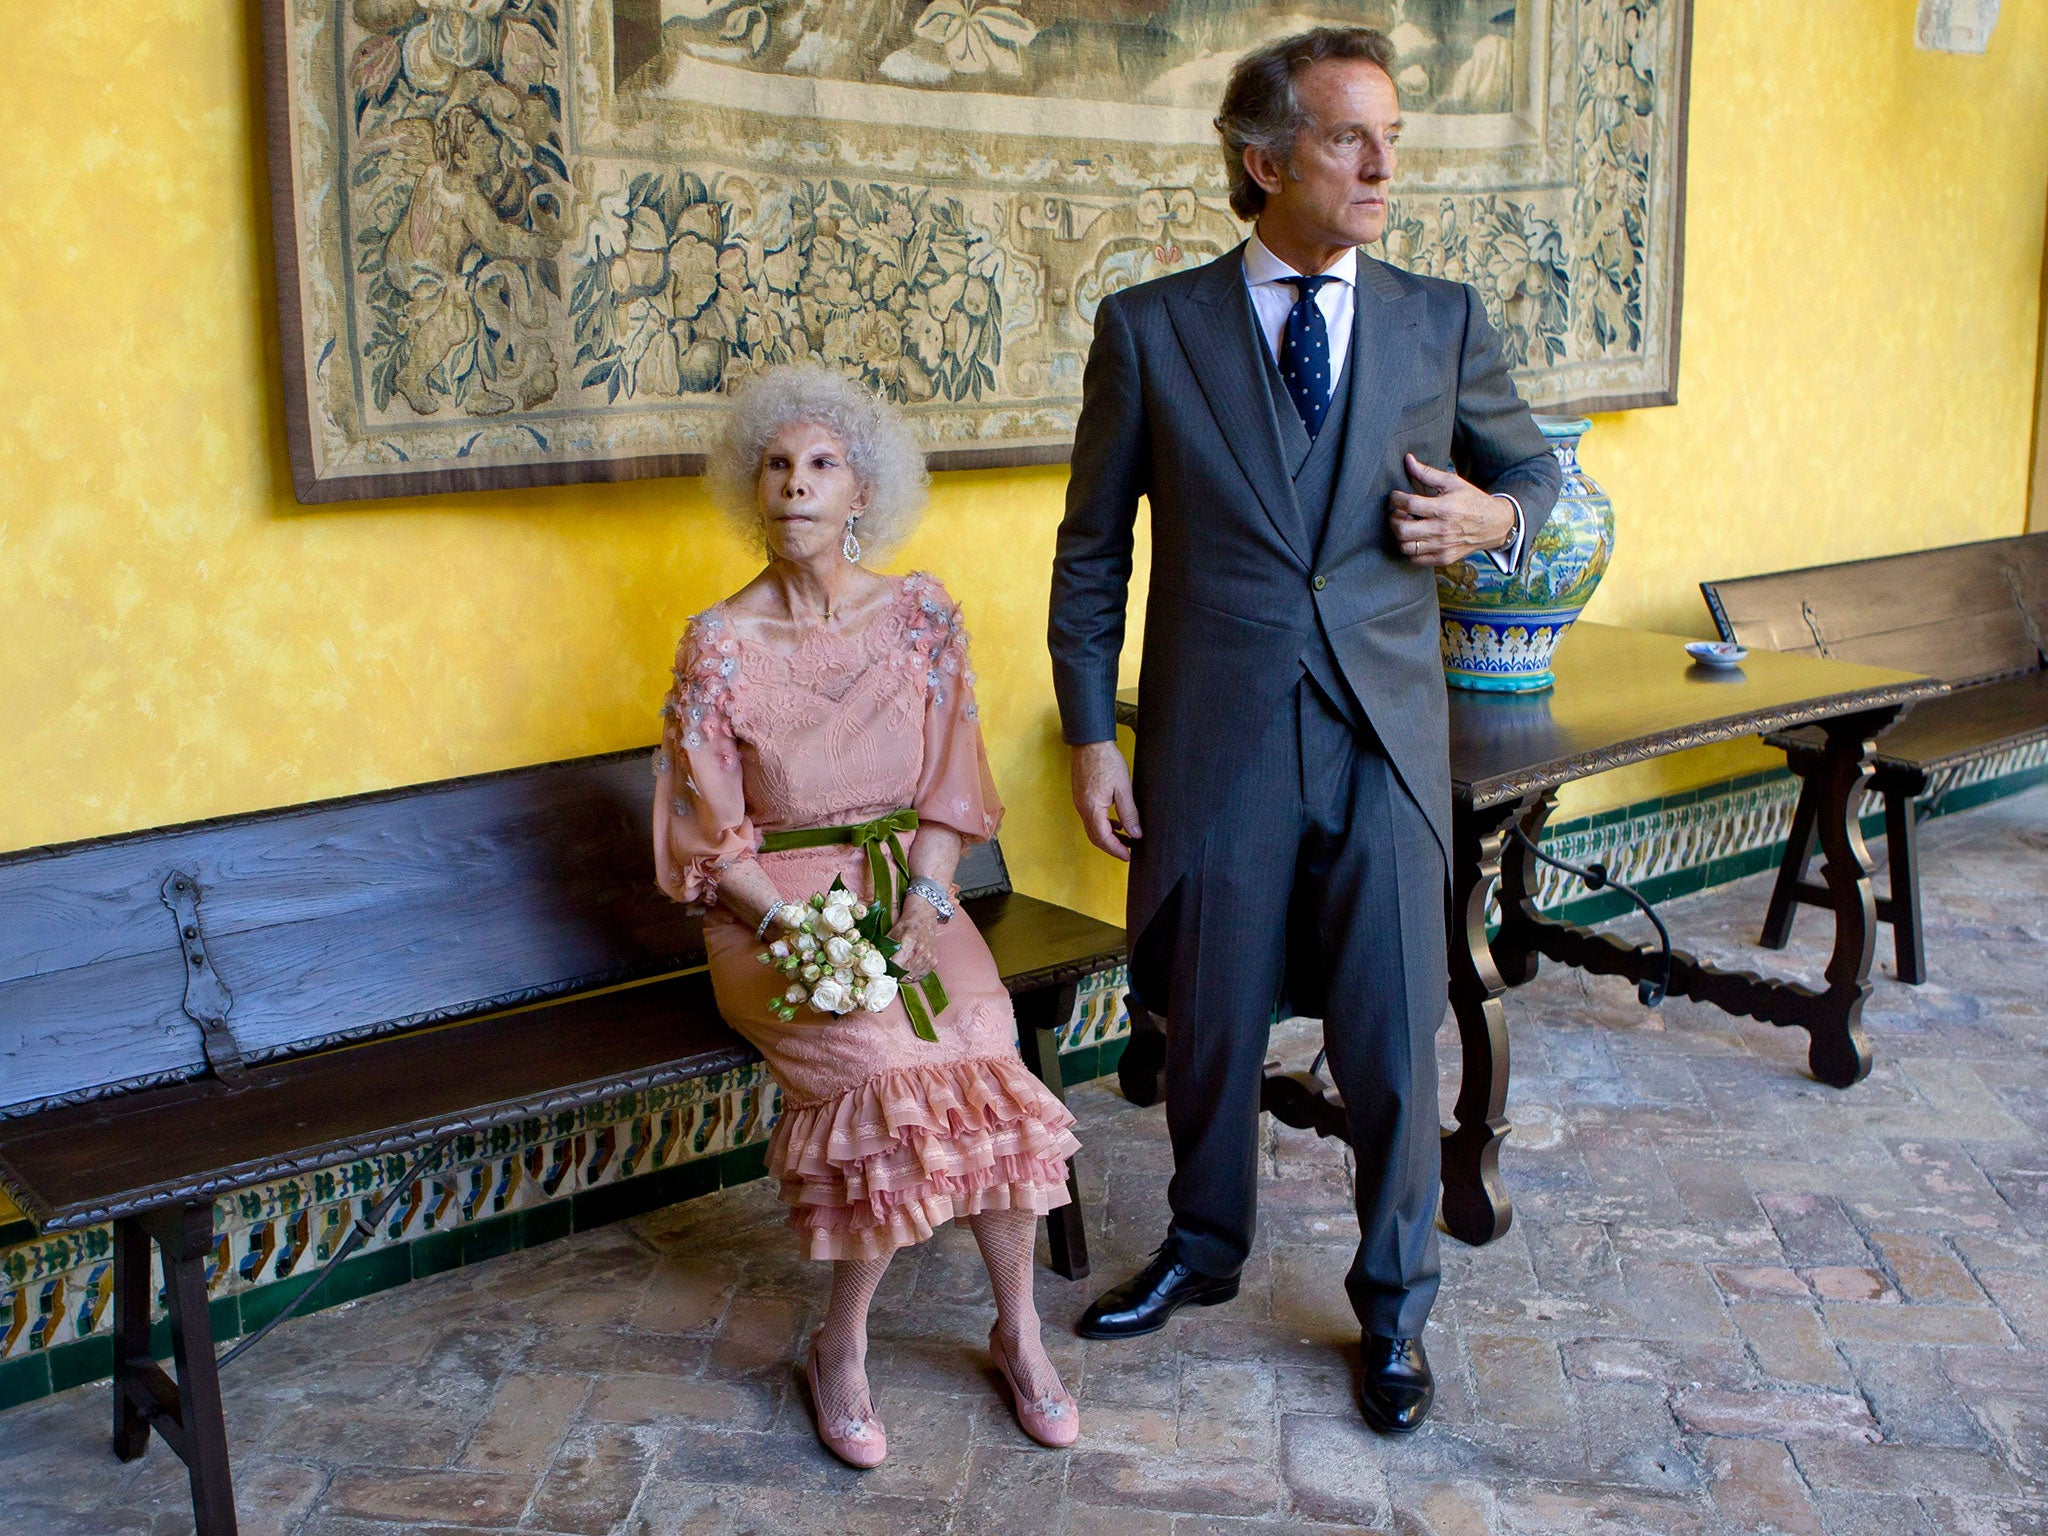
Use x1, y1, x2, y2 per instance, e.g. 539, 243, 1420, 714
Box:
653, 573, 1080, 1262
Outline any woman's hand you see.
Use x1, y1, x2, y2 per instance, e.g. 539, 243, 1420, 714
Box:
889, 896, 944, 982
892, 824, 960, 982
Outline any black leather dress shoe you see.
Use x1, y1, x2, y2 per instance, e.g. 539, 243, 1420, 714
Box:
1357, 1334, 1434, 1434
1076, 1242, 1240, 1339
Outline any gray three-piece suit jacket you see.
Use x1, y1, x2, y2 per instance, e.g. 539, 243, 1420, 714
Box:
1048, 242, 1563, 1003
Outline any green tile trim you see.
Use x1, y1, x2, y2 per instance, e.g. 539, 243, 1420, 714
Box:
572, 1171, 673, 1233
0, 1352, 50, 1412
1060, 1043, 1099, 1088
1929, 761, 2048, 819
408, 1227, 464, 1279
48, 1333, 113, 1393
316, 1246, 413, 1310
147, 1296, 244, 1362
1547, 886, 1635, 929
459, 1212, 519, 1265
719, 1140, 770, 1188
518, 1199, 575, 1249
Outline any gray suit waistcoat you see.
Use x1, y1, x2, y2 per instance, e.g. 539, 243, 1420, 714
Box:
1260, 319, 1374, 734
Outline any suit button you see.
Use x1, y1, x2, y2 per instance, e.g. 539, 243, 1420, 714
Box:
1312, 574, 1327, 591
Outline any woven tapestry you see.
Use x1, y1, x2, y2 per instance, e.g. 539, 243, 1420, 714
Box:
263, 0, 1692, 502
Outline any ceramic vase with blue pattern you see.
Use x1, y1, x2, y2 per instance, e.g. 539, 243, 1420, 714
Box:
1435, 416, 1614, 692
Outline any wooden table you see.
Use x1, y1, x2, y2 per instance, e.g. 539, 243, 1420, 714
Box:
1111, 622, 1944, 1247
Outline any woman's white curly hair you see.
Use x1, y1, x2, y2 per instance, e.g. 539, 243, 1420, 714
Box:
706, 363, 930, 561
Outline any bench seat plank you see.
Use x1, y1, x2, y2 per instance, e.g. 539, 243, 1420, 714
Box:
971, 891, 1128, 995
1863, 669, 2048, 773
0, 890, 1124, 1235
0, 973, 750, 1233
1765, 670, 2048, 776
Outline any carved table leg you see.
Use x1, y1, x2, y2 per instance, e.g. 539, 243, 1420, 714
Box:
1801, 711, 1891, 1088
1491, 795, 1553, 990
1014, 983, 1090, 1281
1439, 797, 1531, 1247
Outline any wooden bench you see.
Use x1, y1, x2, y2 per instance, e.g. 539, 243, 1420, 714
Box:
1703, 531, 2048, 983
0, 748, 1124, 1535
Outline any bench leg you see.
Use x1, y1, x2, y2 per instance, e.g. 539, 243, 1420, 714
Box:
112, 1216, 153, 1462
1761, 770, 1823, 950
1013, 983, 1091, 1282
143, 1204, 239, 1536
1117, 995, 1167, 1108
1881, 776, 1928, 985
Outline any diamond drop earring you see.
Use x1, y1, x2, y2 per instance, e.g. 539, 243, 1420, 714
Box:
842, 517, 863, 564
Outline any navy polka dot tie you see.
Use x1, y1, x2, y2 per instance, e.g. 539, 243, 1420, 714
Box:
1278, 274, 1336, 439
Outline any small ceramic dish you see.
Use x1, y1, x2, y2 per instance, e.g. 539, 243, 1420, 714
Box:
1685, 640, 1748, 667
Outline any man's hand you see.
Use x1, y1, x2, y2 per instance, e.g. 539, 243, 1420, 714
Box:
1070, 740, 1142, 863
1390, 453, 1516, 567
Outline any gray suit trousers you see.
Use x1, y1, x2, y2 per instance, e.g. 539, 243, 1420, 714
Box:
1151, 672, 1446, 1339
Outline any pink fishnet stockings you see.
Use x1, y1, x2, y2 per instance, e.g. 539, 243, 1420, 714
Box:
814, 1252, 892, 1427
967, 1210, 1065, 1403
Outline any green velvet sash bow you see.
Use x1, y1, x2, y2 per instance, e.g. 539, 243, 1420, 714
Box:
758, 808, 949, 1039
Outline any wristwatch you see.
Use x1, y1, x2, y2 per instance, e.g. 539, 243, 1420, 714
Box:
905, 877, 956, 922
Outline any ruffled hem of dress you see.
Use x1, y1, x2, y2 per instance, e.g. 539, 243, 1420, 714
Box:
768, 1054, 1081, 1263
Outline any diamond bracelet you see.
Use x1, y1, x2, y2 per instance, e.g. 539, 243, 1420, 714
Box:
754, 899, 791, 941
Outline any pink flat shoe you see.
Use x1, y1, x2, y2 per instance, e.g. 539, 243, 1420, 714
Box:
803, 1332, 887, 1469
989, 1326, 1080, 1449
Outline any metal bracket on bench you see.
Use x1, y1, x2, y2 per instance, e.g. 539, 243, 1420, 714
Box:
160, 872, 246, 1081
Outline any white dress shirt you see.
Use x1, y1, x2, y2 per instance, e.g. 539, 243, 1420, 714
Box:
1243, 229, 1358, 386
1241, 228, 1524, 572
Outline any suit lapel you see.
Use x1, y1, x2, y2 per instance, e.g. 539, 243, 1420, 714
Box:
1324, 256, 1424, 562
1166, 246, 1312, 567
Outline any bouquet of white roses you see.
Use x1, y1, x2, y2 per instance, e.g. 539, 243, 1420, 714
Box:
756, 877, 948, 1038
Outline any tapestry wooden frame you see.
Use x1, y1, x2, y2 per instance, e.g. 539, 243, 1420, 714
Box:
262, 0, 1694, 504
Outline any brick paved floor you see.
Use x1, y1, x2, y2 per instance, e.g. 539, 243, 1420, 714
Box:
2, 787, 2045, 1536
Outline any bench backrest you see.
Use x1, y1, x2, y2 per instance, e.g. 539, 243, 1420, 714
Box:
1701, 533, 2048, 686
0, 748, 1012, 1120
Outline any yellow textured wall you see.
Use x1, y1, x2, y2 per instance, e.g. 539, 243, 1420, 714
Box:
3, 1, 2046, 920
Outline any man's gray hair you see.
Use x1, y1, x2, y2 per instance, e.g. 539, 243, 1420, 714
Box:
706, 363, 929, 560
1214, 26, 1398, 221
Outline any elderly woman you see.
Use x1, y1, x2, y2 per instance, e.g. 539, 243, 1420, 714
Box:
653, 363, 1081, 1467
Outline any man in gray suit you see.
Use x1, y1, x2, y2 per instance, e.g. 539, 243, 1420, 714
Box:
1048, 26, 1560, 1433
